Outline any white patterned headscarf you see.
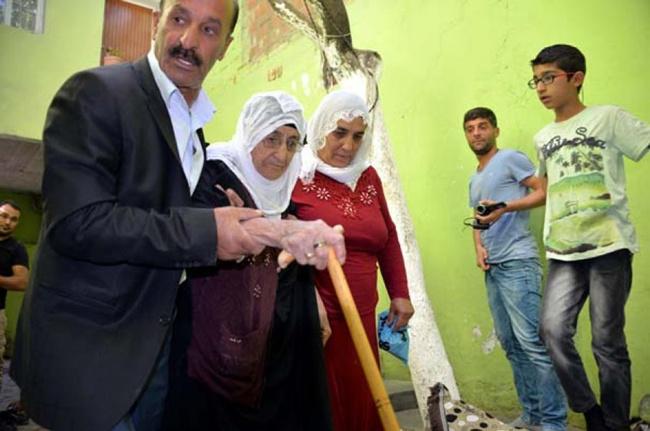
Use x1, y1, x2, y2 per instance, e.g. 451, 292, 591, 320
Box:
300, 90, 371, 190
206, 91, 306, 218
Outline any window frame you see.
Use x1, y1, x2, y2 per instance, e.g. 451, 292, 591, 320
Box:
1, 0, 46, 34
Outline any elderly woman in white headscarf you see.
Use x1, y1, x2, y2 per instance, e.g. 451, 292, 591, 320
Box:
164, 92, 333, 431
292, 90, 414, 431
205, 91, 304, 218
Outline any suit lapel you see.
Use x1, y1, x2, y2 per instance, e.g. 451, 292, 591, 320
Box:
196, 127, 208, 160
196, 128, 206, 147
132, 58, 181, 165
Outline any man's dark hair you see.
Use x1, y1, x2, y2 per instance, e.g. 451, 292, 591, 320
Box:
159, 0, 240, 35
531, 44, 586, 92
0, 200, 21, 213
463, 107, 498, 128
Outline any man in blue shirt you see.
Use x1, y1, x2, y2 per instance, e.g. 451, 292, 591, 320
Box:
464, 107, 566, 431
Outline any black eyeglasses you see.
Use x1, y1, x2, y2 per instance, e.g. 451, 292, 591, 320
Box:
261, 131, 304, 153
527, 72, 574, 89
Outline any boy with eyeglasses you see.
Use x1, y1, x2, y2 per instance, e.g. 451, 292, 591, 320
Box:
529, 44, 650, 431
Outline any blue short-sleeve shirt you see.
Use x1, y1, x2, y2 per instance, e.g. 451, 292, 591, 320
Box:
469, 149, 538, 263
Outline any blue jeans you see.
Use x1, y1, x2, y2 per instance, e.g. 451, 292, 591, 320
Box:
486, 258, 567, 431
112, 334, 171, 431
540, 249, 632, 430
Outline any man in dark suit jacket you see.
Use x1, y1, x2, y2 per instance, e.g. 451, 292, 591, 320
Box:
10, 1, 344, 430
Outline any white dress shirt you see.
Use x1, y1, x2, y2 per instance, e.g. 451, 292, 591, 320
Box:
147, 50, 216, 194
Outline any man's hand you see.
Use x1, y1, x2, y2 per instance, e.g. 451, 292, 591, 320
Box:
386, 297, 414, 331
475, 244, 490, 271
475, 199, 508, 225
213, 207, 265, 260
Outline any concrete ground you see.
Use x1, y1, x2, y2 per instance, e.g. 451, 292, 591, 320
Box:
385, 379, 585, 431
385, 379, 424, 430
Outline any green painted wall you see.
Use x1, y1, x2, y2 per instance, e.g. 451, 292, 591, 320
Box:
202, 0, 650, 421
0, 0, 105, 139
1, 0, 648, 422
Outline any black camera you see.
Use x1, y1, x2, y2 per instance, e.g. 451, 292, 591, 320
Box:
472, 202, 506, 230
476, 202, 507, 216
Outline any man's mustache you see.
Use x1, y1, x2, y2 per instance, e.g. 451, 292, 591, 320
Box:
169, 44, 202, 67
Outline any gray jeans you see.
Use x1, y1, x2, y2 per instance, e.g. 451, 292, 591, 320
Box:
540, 249, 632, 429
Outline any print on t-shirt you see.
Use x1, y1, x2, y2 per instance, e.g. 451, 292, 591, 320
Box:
541, 126, 617, 254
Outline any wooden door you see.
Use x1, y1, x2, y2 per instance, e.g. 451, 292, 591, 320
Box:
101, 0, 154, 65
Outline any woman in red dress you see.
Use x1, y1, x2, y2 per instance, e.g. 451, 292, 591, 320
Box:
292, 90, 415, 431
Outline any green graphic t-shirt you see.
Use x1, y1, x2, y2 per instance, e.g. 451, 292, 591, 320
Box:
535, 105, 650, 261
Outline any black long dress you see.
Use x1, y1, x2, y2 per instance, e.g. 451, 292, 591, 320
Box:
163, 160, 332, 431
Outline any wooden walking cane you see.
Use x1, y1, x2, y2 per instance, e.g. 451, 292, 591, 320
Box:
325, 247, 401, 431
278, 247, 401, 431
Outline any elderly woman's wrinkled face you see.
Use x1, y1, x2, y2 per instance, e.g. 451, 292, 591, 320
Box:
317, 117, 366, 168
251, 125, 301, 180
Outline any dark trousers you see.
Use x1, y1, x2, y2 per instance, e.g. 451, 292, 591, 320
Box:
111, 328, 172, 431
540, 249, 632, 429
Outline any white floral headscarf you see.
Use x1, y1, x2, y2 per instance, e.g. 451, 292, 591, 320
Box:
206, 91, 306, 218
300, 90, 371, 190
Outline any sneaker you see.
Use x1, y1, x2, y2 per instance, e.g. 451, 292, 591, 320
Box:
509, 415, 542, 431
584, 404, 610, 431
